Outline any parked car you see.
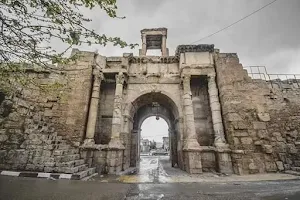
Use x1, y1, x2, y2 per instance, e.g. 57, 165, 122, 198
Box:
150, 149, 169, 156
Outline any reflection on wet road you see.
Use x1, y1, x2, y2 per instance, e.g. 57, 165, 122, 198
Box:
119, 156, 172, 183
118, 156, 300, 184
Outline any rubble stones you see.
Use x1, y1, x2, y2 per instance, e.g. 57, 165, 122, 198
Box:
262, 145, 273, 154
253, 122, 267, 130
276, 161, 284, 171
257, 113, 270, 122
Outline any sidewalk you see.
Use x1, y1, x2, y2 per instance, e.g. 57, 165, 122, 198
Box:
91, 156, 300, 183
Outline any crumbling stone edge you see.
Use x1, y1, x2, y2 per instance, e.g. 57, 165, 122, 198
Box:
0, 170, 85, 180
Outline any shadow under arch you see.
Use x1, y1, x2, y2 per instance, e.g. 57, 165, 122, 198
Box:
125, 90, 182, 120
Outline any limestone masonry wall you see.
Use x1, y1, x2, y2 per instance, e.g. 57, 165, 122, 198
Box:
0, 71, 88, 173
215, 53, 300, 174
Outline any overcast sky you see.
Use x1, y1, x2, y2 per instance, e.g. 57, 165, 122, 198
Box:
70, 0, 300, 141
141, 117, 168, 143
68, 0, 300, 74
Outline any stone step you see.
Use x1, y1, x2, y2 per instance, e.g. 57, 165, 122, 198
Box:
56, 159, 85, 168
56, 144, 71, 150
56, 161, 75, 168
59, 164, 88, 174
81, 173, 98, 181
77, 164, 88, 172
74, 159, 85, 166
72, 167, 96, 180
55, 154, 80, 162
53, 149, 80, 156
45, 164, 88, 174
66, 149, 79, 155
285, 170, 300, 176
291, 167, 300, 172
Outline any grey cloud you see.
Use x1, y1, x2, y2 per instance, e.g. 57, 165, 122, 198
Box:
59, 0, 300, 74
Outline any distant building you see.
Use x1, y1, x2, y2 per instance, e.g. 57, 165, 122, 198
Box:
140, 139, 150, 152
156, 142, 163, 149
162, 137, 169, 151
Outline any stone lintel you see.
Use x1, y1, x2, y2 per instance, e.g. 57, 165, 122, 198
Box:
141, 28, 167, 36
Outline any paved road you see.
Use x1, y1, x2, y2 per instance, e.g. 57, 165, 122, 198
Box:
1, 175, 300, 200
1, 156, 300, 200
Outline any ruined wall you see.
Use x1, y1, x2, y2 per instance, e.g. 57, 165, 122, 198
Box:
0, 71, 85, 173
62, 50, 94, 143
215, 53, 300, 174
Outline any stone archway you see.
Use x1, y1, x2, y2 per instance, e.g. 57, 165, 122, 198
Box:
124, 92, 182, 170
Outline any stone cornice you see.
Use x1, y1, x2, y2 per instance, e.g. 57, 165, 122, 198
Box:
141, 27, 167, 33
175, 44, 215, 56
129, 56, 179, 64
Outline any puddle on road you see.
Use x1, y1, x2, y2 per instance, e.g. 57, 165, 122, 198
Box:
119, 156, 172, 184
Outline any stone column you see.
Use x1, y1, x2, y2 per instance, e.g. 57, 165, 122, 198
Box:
182, 75, 200, 150
208, 75, 233, 174
107, 72, 126, 174
139, 34, 147, 56
182, 75, 202, 174
109, 72, 126, 149
83, 70, 103, 145
161, 35, 167, 56
207, 75, 226, 146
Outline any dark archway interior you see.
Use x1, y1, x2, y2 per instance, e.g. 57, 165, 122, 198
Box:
129, 92, 180, 168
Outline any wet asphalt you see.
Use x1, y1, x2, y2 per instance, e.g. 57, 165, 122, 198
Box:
1, 156, 300, 200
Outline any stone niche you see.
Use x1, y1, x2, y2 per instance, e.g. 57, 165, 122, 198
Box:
191, 75, 214, 146
95, 76, 116, 145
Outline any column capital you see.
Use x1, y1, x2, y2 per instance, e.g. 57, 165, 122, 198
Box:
116, 72, 125, 84
181, 75, 192, 95
181, 74, 191, 86
93, 69, 104, 80
208, 74, 216, 79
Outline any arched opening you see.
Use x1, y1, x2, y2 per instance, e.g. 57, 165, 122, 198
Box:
139, 116, 170, 174
125, 92, 182, 171
140, 116, 169, 155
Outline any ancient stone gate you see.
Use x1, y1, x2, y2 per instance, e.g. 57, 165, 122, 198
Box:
1, 28, 300, 178
80, 28, 232, 174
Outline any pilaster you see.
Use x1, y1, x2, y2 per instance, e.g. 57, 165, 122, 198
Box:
109, 72, 126, 150
83, 69, 104, 145
208, 75, 233, 174
181, 74, 202, 174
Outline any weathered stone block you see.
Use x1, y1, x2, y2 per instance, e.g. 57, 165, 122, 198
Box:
227, 113, 243, 121
287, 130, 298, 138
240, 137, 253, 145
0, 134, 9, 142
262, 145, 273, 154
253, 122, 266, 130
257, 130, 268, 139
276, 161, 284, 171
257, 113, 270, 122
233, 131, 248, 137
287, 144, 297, 154
265, 162, 277, 172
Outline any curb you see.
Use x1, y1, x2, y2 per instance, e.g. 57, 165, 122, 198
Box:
0, 170, 83, 180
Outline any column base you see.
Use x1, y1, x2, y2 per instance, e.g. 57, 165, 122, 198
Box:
83, 138, 95, 146
183, 150, 202, 174
106, 149, 124, 174
108, 138, 125, 150
182, 139, 201, 151
214, 143, 233, 174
